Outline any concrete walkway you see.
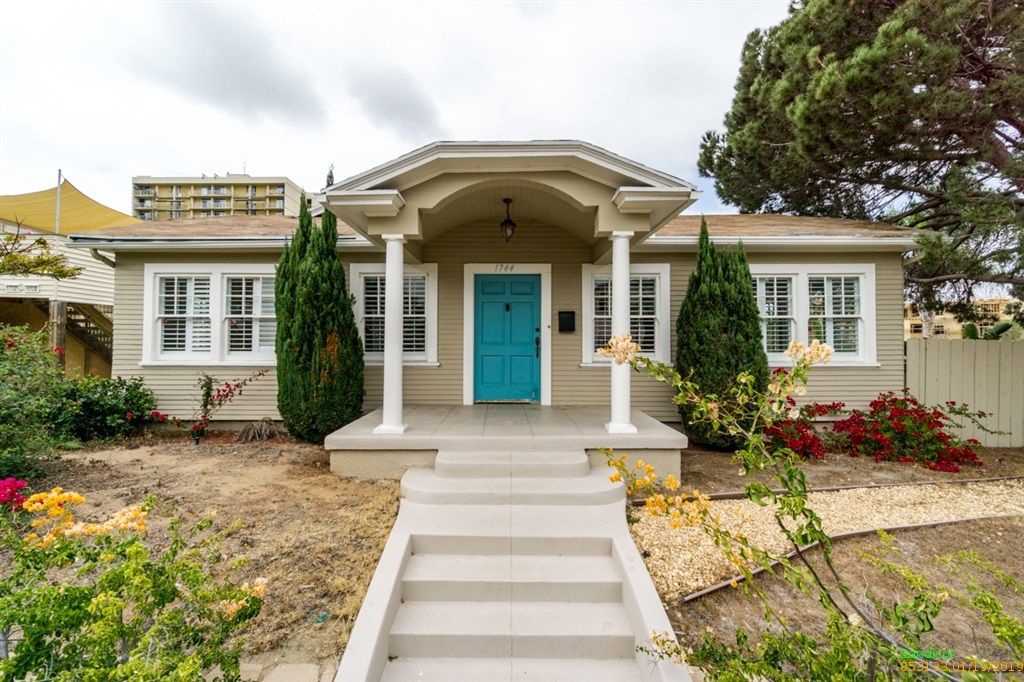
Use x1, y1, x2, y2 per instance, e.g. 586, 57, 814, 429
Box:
335, 448, 694, 682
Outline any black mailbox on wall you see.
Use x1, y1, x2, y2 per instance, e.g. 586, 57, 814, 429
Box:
558, 311, 576, 333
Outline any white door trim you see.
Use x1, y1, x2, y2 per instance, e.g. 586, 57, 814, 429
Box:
463, 263, 552, 406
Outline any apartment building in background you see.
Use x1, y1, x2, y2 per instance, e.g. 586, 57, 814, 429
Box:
131, 174, 303, 221
904, 297, 1021, 338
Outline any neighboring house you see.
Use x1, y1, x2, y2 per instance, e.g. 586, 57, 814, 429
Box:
1, 180, 137, 376
69, 141, 916, 441
130, 174, 303, 221
904, 298, 1021, 339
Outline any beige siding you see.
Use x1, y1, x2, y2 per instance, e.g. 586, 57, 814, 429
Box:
112, 252, 282, 420
113, 226, 906, 422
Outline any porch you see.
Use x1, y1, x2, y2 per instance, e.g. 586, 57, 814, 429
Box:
326, 404, 687, 479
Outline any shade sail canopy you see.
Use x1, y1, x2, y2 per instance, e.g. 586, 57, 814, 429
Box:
0, 180, 139, 234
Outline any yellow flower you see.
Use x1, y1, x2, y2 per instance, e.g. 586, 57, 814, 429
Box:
662, 475, 680, 491
608, 471, 622, 483
729, 580, 738, 589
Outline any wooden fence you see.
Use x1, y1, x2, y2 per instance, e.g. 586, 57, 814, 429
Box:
905, 339, 1024, 447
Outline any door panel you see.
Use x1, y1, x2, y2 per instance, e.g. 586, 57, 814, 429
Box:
474, 275, 541, 402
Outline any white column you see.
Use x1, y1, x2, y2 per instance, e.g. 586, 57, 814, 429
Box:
374, 234, 408, 434
606, 231, 637, 434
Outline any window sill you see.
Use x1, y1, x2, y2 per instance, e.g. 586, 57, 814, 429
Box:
140, 360, 276, 367
767, 358, 881, 368
579, 359, 669, 368
364, 360, 441, 368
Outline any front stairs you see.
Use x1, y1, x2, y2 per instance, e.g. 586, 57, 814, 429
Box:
336, 450, 694, 682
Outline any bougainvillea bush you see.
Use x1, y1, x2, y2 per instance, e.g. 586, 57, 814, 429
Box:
0, 488, 265, 679
832, 389, 988, 472
764, 388, 992, 473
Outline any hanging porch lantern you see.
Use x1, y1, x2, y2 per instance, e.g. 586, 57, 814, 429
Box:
499, 197, 517, 243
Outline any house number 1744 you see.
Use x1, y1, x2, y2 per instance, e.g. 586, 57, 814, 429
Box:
494, 264, 515, 272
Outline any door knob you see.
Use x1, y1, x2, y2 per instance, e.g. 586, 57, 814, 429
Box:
535, 336, 540, 358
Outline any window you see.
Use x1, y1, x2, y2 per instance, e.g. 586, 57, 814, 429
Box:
749, 264, 876, 365
351, 263, 438, 364
582, 264, 671, 364
753, 276, 795, 353
157, 276, 211, 354
808, 276, 860, 353
933, 324, 945, 336
910, 323, 923, 335
224, 276, 275, 355
143, 264, 277, 364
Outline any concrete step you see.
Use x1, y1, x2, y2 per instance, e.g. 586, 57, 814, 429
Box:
400, 468, 624, 506
389, 601, 635, 659
401, 553, 622, 602
434, 450, 590, 479
410, 533, 613, 557
380, 656, 645, 682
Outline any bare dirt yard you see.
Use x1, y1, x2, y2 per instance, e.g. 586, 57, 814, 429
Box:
650, 446, 1024, 668
36, 434, 399, 672
669, 516, 1024, 665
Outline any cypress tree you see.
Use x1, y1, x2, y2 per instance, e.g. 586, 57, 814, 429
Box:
275, 198, 313, 433
277, 202, 365, 442
675, 217, 768, 448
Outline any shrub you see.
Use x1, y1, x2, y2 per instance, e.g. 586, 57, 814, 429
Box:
0, 325, 66, 478
764, 399, 846, 460
675, 218, 768, 448
51, 375, 159, 442
832, 389, 987, 472
0, 488, 265, 679
190, 371, 266, 444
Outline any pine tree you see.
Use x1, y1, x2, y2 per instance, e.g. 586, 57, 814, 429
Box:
675, 217, 768, 448
276, 202, 365, 442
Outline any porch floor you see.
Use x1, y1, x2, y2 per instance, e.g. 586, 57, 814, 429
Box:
324, 404, 687, 452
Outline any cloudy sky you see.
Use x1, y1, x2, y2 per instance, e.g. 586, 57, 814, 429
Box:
0, 1, 789, 215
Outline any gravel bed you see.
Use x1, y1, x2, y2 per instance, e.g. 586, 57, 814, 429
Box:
631, 480, 1024, 599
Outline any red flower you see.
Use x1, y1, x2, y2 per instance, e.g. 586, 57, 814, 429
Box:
53, 345, 64, 356
125, 411, 135, 421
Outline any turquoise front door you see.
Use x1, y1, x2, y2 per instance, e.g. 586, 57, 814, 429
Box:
474, 274, 541, 402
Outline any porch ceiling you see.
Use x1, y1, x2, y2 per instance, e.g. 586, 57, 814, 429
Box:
419, 181, 597, 244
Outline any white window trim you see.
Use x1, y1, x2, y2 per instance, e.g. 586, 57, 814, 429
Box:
749, 263, 878, 367
142, 262, 277, 366
350, 262, 439, 366
581, 263, 671, 366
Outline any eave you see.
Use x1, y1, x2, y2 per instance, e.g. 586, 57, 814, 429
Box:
635, 235, 918, 253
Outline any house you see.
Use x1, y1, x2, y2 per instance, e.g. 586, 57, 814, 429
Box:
1, 180, 138, 376
68, 141, 917, 474
130, 174, 304, 221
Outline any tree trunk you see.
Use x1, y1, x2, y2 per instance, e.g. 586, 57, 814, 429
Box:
920, 309, 936, 338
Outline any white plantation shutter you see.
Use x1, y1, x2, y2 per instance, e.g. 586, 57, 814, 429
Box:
808, 275, 860, 353
225, 275, 276, 354
753, 276, 795, 353
362, 275, 386, 353
592, 275, 658, 354
403, 275, 427, 353
361, 273, 428, 356
158, 276, 211, 353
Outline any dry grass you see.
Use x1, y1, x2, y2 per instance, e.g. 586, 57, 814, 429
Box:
37, 436, 399, 669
